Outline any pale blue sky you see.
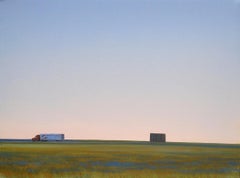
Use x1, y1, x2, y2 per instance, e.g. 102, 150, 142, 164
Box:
0, 0, 240, 143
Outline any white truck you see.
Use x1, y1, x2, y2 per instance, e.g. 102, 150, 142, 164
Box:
32, 134, 64, 141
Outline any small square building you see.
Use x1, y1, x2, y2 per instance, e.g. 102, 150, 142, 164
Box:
150, 133, 166, 142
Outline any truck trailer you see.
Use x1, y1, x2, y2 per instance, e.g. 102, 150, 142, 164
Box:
32, 134, 64, 141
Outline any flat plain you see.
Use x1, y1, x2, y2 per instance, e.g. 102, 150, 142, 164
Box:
0, 140, 239, 178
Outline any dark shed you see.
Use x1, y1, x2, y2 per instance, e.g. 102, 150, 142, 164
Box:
150, 133, 166, 142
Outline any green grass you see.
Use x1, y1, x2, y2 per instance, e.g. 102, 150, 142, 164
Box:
0, 141, 239, 177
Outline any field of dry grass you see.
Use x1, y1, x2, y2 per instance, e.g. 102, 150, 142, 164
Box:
0, 141, 239, 178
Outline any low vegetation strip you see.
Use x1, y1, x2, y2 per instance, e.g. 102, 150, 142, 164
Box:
0, 141, 239, 178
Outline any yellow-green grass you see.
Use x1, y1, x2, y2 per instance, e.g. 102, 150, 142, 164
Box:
0, 141, 239, 178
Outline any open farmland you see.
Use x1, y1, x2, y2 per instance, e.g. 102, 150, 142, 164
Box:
0, 141, 239, 178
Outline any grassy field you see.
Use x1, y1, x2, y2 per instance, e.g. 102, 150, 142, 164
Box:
0, 140, 239, 178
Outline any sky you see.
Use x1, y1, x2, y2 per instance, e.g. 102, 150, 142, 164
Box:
0, 0, 240, 143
